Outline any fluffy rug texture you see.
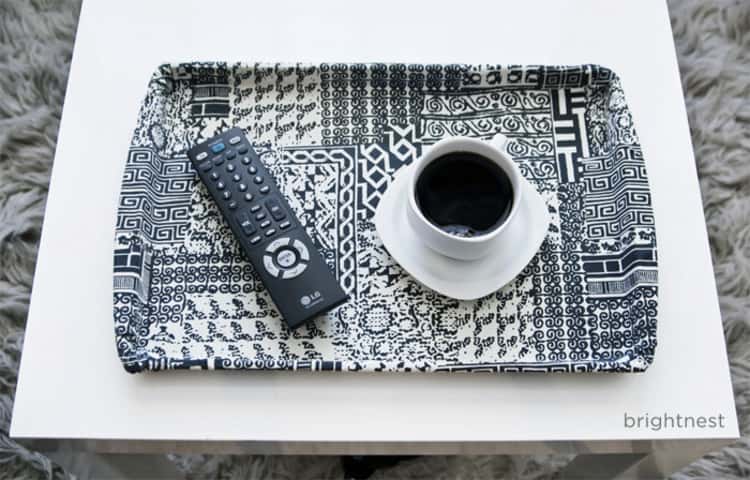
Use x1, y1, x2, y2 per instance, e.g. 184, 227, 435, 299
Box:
0, 0, 748, 478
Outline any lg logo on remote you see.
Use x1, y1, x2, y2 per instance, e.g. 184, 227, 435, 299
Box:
300, 291, 323, 308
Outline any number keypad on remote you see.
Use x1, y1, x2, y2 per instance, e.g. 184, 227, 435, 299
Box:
196, 154, 288, 240
187, 128, 348, 329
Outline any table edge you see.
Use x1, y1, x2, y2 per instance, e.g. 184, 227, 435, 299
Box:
14, 436, 738, 456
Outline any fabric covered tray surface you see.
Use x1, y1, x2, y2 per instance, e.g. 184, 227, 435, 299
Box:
113, 62, 658, 373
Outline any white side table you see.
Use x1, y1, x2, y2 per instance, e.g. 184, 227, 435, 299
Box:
11, 1, 738, 478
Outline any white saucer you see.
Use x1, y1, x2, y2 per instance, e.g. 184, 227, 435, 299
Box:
374, 163, 550, 300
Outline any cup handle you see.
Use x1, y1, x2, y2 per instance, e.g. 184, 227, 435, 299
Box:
490, 133, 510, 155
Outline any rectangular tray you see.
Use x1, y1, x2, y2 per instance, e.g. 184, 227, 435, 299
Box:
113, 63, 658, 373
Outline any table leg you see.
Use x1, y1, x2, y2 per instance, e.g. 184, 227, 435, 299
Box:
48, 452, 184, 479
560, 453, 648, 479
560, 439, 730, 480
616, 440, 729, 479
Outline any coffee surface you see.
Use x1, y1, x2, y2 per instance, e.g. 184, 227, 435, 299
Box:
415, 152, 514, 237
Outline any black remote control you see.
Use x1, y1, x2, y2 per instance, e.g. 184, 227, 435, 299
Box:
187, 128, 348, 329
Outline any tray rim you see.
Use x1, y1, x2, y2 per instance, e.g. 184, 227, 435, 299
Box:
113, 61, 658, 374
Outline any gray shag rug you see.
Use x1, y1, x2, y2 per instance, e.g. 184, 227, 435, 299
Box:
0, 0, 748, 478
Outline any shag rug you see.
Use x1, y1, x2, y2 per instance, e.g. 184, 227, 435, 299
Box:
0, 0, 748, 478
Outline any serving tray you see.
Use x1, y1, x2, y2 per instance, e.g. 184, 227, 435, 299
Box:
113, 63, 658, 373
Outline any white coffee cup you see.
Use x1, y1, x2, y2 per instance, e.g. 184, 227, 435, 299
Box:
406, 135, 523, 261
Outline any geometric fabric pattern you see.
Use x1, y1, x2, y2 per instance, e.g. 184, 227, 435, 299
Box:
114, 63, 657, 373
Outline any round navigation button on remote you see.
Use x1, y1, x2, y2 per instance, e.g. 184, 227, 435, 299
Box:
241, 156, 251, 165
216, 181, 225, 190
292, 239, 310, 261
275, 248, 297, 268
263, 255, 280, 277
265, 237, 290, 253
281, 262, 307, 279
226, 163, 236, 172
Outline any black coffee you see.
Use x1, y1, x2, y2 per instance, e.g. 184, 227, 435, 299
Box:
415, 152, 514, 237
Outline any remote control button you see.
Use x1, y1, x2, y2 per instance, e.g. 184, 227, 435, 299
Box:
293, 239, 310, 261
225, 150, 237, 160
210, 172, 220, 181
265, 199, 286, 220
275, 248, 297, 268
253, 176, 263, 184
216, 181, 225, 190
249, 235, 262, 245
238, 183, 247, 192
241, 156, 251, 165
281, 262, 307, 280
250, 205, 261, 213
248, 166, 257, 174
232, 174, 241, 182
222, 191, 231, 200
260, 186, 270, 194
260, 220, 271, 229
266, 237, 290, 253
238, 145, 249, 154
229, 135, 242, 145
265, 228, 276, 237
228, 201, 238, 210
196, 152, 208, 161
279, 221, 291, 230
211, 142, 225, 154
244, 193, 254, 202
255, 212, 266, 221
199, 160, 212, 172
235, 212, 256, 235
263, 255, 280, 277
226, 163, 236, 172
213, 156, 224, 166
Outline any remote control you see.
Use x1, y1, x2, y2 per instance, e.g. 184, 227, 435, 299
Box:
187, 128, 349, 329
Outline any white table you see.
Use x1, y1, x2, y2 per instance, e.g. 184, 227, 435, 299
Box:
10, 0, 738, 478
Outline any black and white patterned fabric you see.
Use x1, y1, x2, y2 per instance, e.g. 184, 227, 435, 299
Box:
113, 63, 658, 373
